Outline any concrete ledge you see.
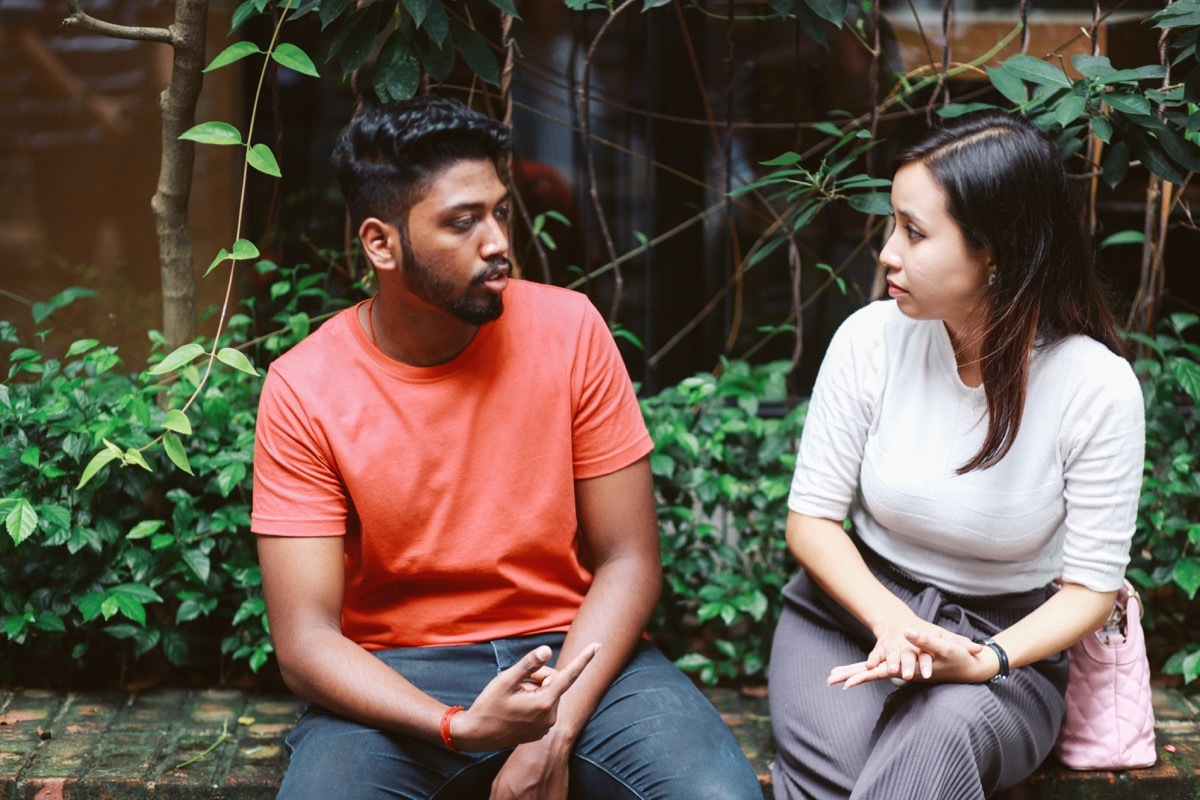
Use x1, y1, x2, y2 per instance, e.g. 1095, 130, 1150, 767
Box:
1, 685, 1197, 799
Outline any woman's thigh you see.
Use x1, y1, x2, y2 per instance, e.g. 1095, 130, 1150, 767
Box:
768, 571, 895, 800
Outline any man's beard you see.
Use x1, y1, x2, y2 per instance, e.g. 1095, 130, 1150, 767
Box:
401, 237, 507, 325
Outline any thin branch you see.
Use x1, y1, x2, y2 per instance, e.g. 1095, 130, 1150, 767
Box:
577, 0, 638, 321
63, 0, 171, 43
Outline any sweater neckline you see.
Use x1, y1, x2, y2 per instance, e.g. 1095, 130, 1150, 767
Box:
932, 320, 985, 399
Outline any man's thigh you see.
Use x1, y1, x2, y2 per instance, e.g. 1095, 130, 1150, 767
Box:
279, 635, 759, 800
279, 637, 522, 800
571, 642, 762, 800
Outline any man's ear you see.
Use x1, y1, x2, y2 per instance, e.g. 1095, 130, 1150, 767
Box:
359, 217, 402, 273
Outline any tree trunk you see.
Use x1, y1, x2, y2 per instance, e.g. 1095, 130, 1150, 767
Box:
153, 0, 208, 351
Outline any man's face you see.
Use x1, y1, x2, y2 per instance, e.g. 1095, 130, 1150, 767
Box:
399, 158, 512, 325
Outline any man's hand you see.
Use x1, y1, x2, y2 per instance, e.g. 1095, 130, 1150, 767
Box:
451, 644, 599, 752
489, 736, 570, 800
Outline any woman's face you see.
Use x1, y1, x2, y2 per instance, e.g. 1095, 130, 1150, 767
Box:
879, 162, 994, 339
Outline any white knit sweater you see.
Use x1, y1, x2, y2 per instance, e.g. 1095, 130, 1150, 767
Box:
789, 300, 1145, 595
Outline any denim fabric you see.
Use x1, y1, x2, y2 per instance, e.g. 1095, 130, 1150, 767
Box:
279, 633, 761, 800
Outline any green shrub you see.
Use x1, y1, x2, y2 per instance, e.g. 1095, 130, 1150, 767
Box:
0, 321, 265, 685
642, 359, 804, 686
1128, 312, 1200, 684
0, 264, 348, 686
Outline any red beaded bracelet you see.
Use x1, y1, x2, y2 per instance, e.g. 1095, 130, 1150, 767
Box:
440, 705, 465, 751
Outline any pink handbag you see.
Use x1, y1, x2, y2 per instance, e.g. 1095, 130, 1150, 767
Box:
1053, 580, 1156, 770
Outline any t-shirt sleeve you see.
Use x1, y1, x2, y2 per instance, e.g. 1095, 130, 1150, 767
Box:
569, 301, 653, 479
788, 306, 884, 520
1059, 357, 1145, 591
251, 367, 349, 537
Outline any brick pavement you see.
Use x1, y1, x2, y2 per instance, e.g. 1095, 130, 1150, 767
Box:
1, 685, 1197, 799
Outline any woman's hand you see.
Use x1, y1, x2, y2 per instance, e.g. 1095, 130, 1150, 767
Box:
829, 622, 983, 688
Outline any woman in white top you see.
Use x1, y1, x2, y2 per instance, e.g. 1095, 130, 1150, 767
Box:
768, 110, 1145, 799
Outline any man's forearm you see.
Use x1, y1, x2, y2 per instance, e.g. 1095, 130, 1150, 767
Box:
542, 551, 661, 742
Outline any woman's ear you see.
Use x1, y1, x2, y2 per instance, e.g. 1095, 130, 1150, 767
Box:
359, 218, 402, 273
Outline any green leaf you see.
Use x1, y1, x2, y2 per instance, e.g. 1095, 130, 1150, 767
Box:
402, 0, 432, 27
450, 19, 500, 86
761, 151, 803, 167
112, 596, 146, 626
329, 3, 388, 77
418, 0, 449, 48
31, 286, 96, 323
1072, 54, 1116, 80
1104, 92, 1152, 117
1054, 95, 1086, 128
33, 612, 66, 633
376, 31, 421, 102
112, 583, 163, 604
231, 238, 261, 260
417, 31, 455, 82
123, 447, 152, 472
182, 548, 211, 582
179, 121, 243, 146
1091, 116, 1113, 144
66, 338, 100, 357
987, 66, 1027, 104
1002, 55, 1072, 89
6, 499, 38, 545
163, 432, 194, 476
217, 347, 260, 377
247, 143, 282, 177
163, 409, 193, 435
76, 592, 106, 623
271, 42, 320, 77
146, 343, 206, 375
127, 520, 165, 540
1174, 558, 1200, 600
319, 0, 354, 29
642, 0, 672, 8
20, 446, 40, 469
801, 0, 848, 26
216, 462, 248, 497
1168, 355, 1200, 402
1102, 139, 1130, 188
847, 192, 892, 216
232, 597, 266, 627
205, 247, 231, 277
77, 449, 119, 488
205, 41, 262, 72
100, 595, 120, 621
488, 0, 521, 17
229, 0, 258, 32
1184, 650, 1200, 685
1099, 230, 1145, 249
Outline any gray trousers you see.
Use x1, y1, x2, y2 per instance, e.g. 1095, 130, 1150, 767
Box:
768, 544, 1069, 800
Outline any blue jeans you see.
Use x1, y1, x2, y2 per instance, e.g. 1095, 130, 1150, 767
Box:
278, 633, 761, 800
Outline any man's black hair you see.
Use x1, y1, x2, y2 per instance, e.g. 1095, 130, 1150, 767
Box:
333, 95, 511, 231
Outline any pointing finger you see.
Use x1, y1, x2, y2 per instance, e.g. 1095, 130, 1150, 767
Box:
542, 643, 600, 694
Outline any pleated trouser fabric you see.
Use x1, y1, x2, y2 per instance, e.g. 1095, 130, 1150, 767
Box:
768, 543, 1069, 800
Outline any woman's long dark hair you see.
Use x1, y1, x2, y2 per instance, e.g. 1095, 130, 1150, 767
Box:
896, 110, 1123, 473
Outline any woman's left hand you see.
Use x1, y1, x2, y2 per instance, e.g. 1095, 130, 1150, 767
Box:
828, 628, 988, 688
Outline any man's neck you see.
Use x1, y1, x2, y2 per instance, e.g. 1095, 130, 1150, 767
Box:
360, 294, 479, 367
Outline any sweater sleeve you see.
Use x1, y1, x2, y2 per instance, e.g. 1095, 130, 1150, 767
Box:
1059, 353, 1145, 591
788, 304, 886, 520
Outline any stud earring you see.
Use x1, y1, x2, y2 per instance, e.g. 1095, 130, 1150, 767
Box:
988, 273, 996, 287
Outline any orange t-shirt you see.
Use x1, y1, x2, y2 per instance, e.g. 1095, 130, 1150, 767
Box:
251, 280, 653, 649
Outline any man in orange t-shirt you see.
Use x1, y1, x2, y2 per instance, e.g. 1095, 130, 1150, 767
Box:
251, 96, 761, 800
